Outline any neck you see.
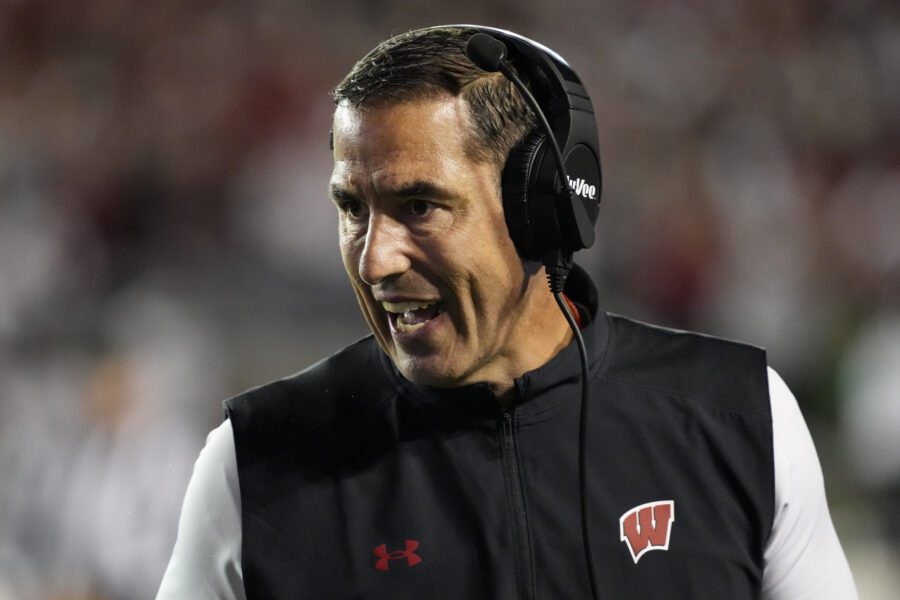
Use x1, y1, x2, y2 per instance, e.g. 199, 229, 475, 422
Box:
486, 272, 574, 407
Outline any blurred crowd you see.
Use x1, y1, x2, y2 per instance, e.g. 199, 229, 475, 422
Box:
0, 0, 898, 598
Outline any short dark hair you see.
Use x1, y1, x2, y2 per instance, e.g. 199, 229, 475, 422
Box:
331, 26, 536, 167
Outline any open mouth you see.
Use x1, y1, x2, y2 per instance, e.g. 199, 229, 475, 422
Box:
382, 300, 446, 334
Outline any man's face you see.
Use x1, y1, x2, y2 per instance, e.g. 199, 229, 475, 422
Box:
330, 94, 539, 388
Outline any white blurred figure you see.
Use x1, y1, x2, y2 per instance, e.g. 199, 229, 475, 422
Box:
839, 311, 900, 531
0, 278, 227, 599
837, 310, 900, 599
831, 166, 900, 544
700, 111, 831, 377
69, 280, 228, 597
0, 351, 94, 599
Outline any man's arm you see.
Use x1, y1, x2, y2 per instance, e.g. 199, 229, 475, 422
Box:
156, 420, 245, 600
762, 368, 857, 599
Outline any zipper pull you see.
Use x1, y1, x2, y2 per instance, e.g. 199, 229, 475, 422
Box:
502, 410, 514, 448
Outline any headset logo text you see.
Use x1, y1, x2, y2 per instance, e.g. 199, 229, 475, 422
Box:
567, 175, 597, 200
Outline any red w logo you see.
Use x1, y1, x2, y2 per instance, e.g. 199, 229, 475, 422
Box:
619, 500, 675, 564
373, 539, 423, 572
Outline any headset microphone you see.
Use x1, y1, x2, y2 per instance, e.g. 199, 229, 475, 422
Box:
465, 30, 602, 600
464, 32, 506, 71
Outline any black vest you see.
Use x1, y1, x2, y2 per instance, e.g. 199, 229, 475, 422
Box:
227, 302, 773, 599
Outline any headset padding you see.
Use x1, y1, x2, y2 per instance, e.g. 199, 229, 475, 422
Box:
502, 131, 547, 261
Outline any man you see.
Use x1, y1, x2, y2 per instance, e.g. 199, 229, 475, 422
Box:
158, 26, 857, 599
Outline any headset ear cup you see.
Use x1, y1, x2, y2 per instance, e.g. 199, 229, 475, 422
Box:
502, 132, 546, 261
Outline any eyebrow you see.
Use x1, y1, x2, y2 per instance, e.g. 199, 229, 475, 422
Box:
329, 185, 356, 203
393, 181, 454, 200
329, 180, 454, 203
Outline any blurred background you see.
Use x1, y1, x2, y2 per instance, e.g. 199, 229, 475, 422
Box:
0, 0, 898, 597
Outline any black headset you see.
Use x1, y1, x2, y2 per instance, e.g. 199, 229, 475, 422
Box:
459, 26, 602, 269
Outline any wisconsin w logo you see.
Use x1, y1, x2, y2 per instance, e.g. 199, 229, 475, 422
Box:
619, 500, 675, 563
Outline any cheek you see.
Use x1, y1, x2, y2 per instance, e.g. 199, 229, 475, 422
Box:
340, 247, 356, 279
338, 229, 362, 279
454, 240, 523, 312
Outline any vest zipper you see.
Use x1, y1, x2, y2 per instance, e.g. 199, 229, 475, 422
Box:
501, 410, 535, 600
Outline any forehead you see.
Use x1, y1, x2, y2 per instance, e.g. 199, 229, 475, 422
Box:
331, 96, 478, 190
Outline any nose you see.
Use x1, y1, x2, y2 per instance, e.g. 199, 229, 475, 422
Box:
358, 213, 412, 286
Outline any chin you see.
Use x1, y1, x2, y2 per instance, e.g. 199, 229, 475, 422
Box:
394, 353, 464, 389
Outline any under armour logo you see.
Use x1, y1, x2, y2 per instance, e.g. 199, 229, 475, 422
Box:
619, 500, 675, 563
373, 539, 423, 571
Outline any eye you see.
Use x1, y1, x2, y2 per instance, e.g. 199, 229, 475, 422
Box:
340, 199, 367, 218
406, 199, 432, 217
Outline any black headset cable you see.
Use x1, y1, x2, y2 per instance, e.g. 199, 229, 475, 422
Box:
465, 33, 601, 600
554, 291, 598, 600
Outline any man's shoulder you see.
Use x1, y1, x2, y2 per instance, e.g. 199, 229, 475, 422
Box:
602, 313, 769, 415
224, 335, 399, 434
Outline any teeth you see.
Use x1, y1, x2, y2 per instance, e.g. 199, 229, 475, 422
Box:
395, 320, 426, 333
381, 300, 438, 313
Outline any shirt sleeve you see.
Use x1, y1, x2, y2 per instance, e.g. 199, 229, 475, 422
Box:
156, 419, 245, 600
761, 368, 858, 600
